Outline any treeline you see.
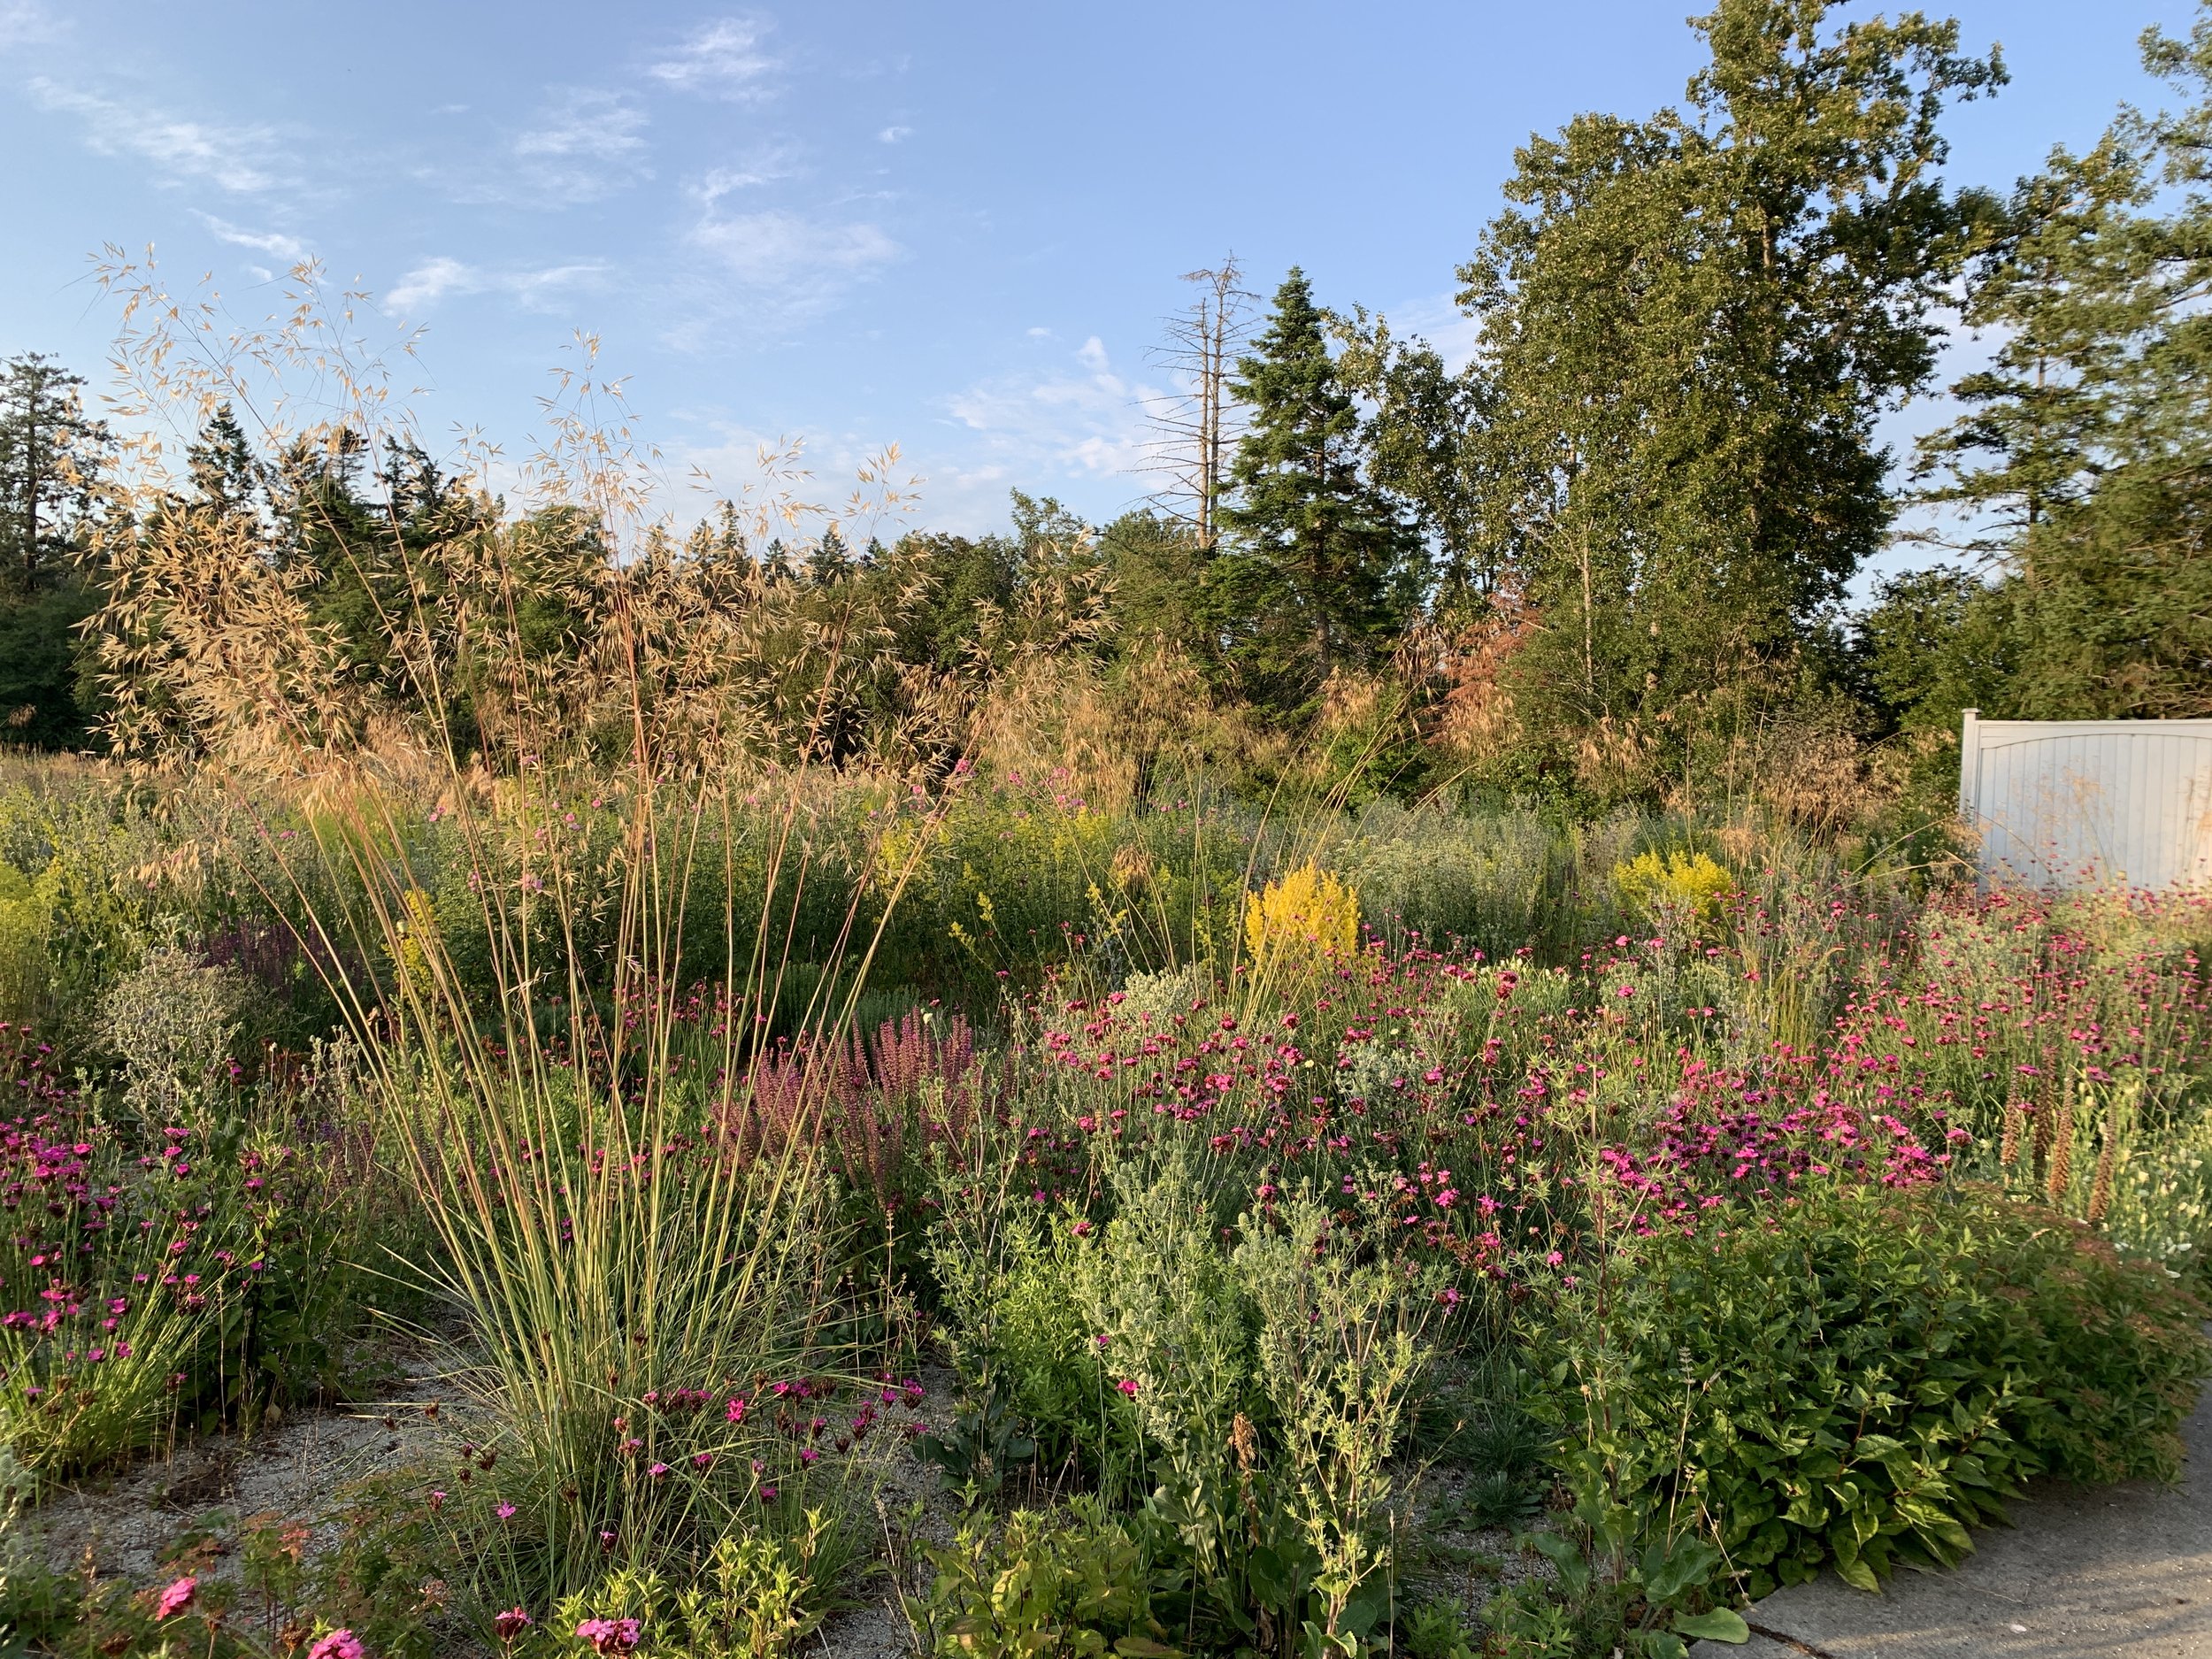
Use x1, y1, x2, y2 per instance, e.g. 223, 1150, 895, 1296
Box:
4, 0, 2210, 815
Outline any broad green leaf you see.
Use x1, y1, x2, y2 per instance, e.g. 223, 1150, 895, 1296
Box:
1673, 1609, 1751, 1643
1642, 1536, 1724, 1602
1835, 1553, 1882, 1593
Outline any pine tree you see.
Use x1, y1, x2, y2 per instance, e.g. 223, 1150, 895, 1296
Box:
810, 525, 853, 587
1213, 268, 1419, 708
186, 404, 266, 523
0, 352, 110, 595
0, 354, 111, 745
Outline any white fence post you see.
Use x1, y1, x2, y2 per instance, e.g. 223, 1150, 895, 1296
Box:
1957, 708, 1979, 830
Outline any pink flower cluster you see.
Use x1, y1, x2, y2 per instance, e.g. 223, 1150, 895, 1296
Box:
576, 1616, 642, 1655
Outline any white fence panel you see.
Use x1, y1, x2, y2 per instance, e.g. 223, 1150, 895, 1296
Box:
1958, 710, 2212, 890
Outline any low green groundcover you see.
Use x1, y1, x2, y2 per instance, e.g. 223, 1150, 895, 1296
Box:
1540, 1185, 2211, 1599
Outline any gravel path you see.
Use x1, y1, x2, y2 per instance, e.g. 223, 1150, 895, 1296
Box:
16, 1357, 1563, 1657
28, 1353, 446, 1589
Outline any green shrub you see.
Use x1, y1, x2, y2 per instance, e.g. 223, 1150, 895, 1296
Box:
1397, 1597, 1480, 1659
100, 942, 245, 1116
0, 775, 164, 1041
551, 1511, 849, 1659
1070, 1156, 1436, 1654
918, 1497, 1180, 1659
1336, 803, 1557, 957
0, 865, 48, 1027
1539, 1184, 2211, 1599
923, 1133, 1130, 1494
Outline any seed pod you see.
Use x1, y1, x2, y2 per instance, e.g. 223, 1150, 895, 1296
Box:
1230, 1411, 1257, 1473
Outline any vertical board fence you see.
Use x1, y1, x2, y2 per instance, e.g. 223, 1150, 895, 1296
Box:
1958, 710, 2212, 890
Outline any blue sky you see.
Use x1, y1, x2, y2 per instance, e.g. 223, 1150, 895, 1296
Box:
0, 0, 2199, 548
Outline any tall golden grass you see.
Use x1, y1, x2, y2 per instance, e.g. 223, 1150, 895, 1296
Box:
69, 253, 994, 1601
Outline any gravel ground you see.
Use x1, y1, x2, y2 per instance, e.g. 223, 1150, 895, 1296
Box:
810, 1363, 962, 1659
1393, 1461, 1561, 1630
26, 1340, 447, 1590
16, 1354, 1555, 1657
14, 1353, 955, 1655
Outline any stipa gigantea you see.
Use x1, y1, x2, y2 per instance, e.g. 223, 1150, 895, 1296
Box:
78, 250, 961, 1609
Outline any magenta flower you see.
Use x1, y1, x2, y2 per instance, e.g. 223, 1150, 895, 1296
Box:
1116, 1378, 1140, 1396
493, 1608, 534, 1643
495, 1502, 517, 1520
575, 1617, 643, 1655
306, 1632, 366, 1659
155, 1577, 196, 1619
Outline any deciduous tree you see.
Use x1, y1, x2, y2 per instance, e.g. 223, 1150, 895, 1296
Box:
1457, 0, 2002, 759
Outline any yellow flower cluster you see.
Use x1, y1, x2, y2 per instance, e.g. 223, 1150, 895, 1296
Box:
1612, 849, 1732, 930
390, 887, 441, 1002
1244, 863, 1360, 975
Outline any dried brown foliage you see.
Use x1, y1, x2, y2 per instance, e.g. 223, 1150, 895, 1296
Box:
77, 251, 929, 786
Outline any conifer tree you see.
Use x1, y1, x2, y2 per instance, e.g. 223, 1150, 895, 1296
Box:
185, 404, 266, 524
0, 353, 111, 745
1213, 268, 1419, 708
810, 525, 853, 587
0, 352, 110, 595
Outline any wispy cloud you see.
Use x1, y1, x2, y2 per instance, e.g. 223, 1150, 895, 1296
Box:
195, 211, 306, 262
687, 207, 901, 303
0, 0, 63, 49
659, 203, 902, 348
1387, 291, 1481, 374
30, 77, 288, 193
695, 147, 800, 203
513, 86, 650, 192
877, 125, 910, 144
670, 419, 927, 540
433, 86, 652, 207
646, 16, 779, 98
943, 334, 1156, 482
388, 256, 611, 313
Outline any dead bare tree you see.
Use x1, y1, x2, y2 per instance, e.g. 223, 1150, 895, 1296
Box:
1140, 257, 1256, 550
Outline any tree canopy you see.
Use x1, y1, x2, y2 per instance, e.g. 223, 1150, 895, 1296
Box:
15, 0, 2212, 819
